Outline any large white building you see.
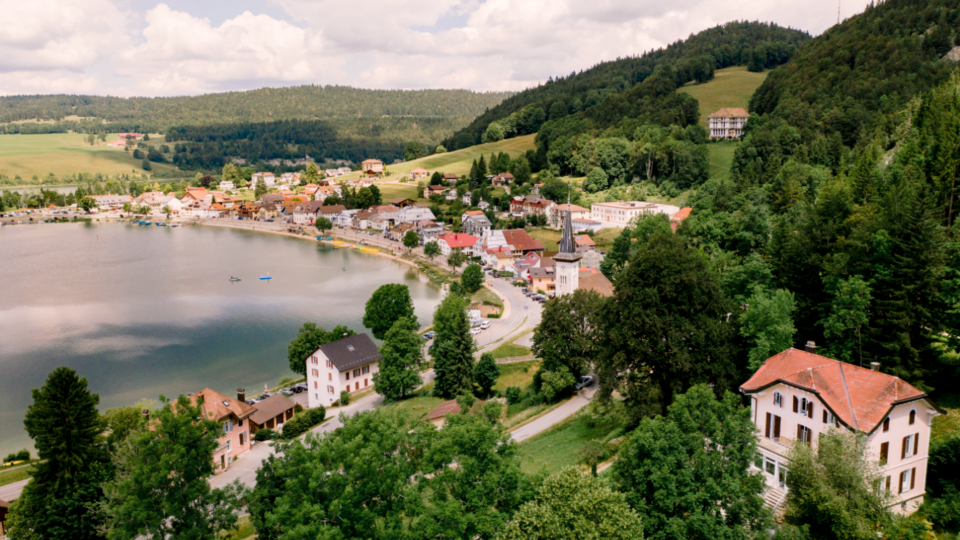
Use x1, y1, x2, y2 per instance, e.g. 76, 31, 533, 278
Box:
306, 334, 382, 408
590, 201, 680, 228
741, 345, 942, 515
708, 107, 749, 139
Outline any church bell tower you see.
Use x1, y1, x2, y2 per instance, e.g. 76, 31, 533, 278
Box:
553, 195, 581, 297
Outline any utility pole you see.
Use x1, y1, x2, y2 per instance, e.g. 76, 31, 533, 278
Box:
838, 0, 841, 24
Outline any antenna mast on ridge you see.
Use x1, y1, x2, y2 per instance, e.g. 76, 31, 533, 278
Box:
838, 0, 841, 24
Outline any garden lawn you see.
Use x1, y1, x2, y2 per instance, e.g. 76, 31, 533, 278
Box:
708, 142, 737, 183
0, 464, 33, 487
471, 286, 502, 308
516, 406, 624, 475
391, 395, 445, 420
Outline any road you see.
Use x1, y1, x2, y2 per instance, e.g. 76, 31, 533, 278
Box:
510, 385, 597, 442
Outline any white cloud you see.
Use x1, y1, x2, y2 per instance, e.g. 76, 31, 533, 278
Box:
0, 0, 874, 96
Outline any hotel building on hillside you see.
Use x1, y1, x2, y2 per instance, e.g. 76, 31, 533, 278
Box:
708, 107, 750, 139
740, 345, 942, 515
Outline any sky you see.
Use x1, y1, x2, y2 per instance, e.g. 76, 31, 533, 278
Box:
0, 0, 873, 97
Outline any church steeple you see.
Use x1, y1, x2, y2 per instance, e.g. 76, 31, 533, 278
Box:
552, 191, 581, 297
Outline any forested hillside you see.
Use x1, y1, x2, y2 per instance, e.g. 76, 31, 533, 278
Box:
0, 86, 512, 131
749, 0, 959, 147
444, 21, 811, 150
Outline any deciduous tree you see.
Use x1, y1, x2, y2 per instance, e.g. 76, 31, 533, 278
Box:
363, 283, 416, 340
614, 385, 769, 540
287, 322, 356, 375
461, 263, 484, 293
424, 240, 441, 260
533, 289, 602, 377
101, 395, 246, 540
315, 217, 333, 235
740, 286, 797, 371
373, 317, 425, 401
403, 230, 420, 250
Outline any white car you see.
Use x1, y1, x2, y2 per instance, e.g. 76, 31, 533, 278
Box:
480, 321, 490, 330
470, 327, 482, 335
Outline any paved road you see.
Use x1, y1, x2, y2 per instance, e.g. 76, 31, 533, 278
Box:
510, 386, 597, 443
0, 478, 29, 501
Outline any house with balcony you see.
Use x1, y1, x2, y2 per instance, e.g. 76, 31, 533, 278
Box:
189, 388, 256, 473
708, 107, 749, 139
306, 334, 382, 408
361, 159, 384, 174
740, 345, 942, 515
461, 210, 492, 237
437, 233, 479, 256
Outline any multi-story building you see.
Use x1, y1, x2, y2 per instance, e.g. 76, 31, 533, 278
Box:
708, 107, 749, 139
740, 345, 942, 515
306, 334, 382, 408
590, 201, 680, 228
361, 159, 384, 174
189, 388, 255, 473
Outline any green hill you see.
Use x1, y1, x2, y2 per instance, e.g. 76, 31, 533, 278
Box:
0, 87, 513, 132
678, 66, 769, 126
749, 0, 959, 146
443, 21, 811, 150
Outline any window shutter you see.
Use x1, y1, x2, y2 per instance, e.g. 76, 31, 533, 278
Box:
885, 476, 891, 491
902, 437, 908, 460
914, 433, 919, 455
899, 471, 904, 494
774, 415, 781, 439
909, 410, 916, 425
808, 402, 814, 419
883, 417, 890, 432
823, 410, 828, 423
910, 467, 916, 490
765, 413, 771, 438
880, 442, 888, 463
793, 396, 799, 413
797, 424, 803, 442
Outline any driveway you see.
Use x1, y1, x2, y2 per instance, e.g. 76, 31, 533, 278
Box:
510, 385, 597, 443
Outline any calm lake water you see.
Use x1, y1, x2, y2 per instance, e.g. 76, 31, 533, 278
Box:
0, 223, 442, 457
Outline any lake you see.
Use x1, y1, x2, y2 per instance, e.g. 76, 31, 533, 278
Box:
0, 223, 442, 458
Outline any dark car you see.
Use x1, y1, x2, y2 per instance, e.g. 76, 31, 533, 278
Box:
575, 376, 594, 391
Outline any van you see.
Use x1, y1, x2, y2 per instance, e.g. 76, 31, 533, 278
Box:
481, 321, 490, 330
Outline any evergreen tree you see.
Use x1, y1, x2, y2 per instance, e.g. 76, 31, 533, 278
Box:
432, 294, 475, 398
7, 367, 107, 540
373, 317, 425, 401
473, 353, 500, 397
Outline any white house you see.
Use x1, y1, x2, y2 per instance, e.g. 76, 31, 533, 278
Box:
91, 194, 133, 210
708, 107, 749, 139
293, 201, 325, 225
462, 191, 472, 205
437, 233, 479, 256
218, 181, 234, 191
306, 334, 382, 408
740, 345, 942, 515
336, 209, 360, 228
395, 206, 436, 224
445, 189, 458, 202
142, 195, 183, 215
252, 172, 276, 187
590, 201, 680, 228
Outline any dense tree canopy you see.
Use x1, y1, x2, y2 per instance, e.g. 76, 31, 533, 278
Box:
373, 317, 426, 401
287, 322, 357, 375
363, 283, 416, 340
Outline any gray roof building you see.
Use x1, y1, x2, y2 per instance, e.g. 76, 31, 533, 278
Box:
319, 333, 382, 372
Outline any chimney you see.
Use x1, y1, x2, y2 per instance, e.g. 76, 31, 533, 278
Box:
343, 333, 348, 338
870, 362, 880, 372
237, 388, 246, 402
804, 341, 817, 354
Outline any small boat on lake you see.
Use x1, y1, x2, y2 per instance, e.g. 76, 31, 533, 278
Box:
229, 276, 241, 282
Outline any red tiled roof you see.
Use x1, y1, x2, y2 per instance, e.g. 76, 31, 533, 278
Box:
671, 207, 692, 222
464, 210, 484, 216
500, 229, 544, 252
740, 348, 929, 433
190, 388, 256, 422
574, 235, 595, 246
440, 233, 479, 249
578, 267, 614, 297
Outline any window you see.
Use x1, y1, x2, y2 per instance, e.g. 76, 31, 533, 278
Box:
902, 434, 919, 459
773, 392, 782, 407
778, 466, 788, 489
346, 372, 350, 380
312, 369, 318, 377
353, 369, 360, 378
326, 359, 333, 368
909, 409, 916, 425
328, 373, 332, 381
797, 424, 812, 445
364, 379, 368, 387
880, 442, 889, 465
793, 396, 799, 413
764, 457, 776, 475
328, 385, 335, 394
222, 419, 233, 434
362, 365, 370, 375
885, 475, 891, 492
800, 397, 813, 418
311, 357, 317, 365
239, 432, 246, 446
899, 468, 915, 494
238, 418, 243, 427
226, 439, 231, 453
765, 413, 782, 440
883, 417, 890, 432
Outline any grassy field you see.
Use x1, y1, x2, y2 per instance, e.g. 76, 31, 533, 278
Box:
490, 341, 532, 359
678, 66, 769, 126
516, 404, 625, 475
493, 361, 540, 392
708, 142, 738, 183
392, 394, 446, 420
0, 463, 34, 487
0, 133, 178, 179
471, 286, 503, 308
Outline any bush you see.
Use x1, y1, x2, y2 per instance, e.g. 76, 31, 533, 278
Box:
487, 313, 501, 319
340, 390, 351, 406
279, 406, 327, 440
253, 428, 276, 442
505, 386, 523, 405
540, 368, 576, 402
4, 450, 29, 463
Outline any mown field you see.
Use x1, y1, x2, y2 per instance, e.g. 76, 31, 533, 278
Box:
0, 133, 176, 180
678, 66, 769, 126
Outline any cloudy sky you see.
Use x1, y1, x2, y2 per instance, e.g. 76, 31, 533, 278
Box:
0, 0, 872, 97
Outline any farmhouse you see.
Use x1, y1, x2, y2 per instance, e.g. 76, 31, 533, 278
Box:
306, 334, 382, 408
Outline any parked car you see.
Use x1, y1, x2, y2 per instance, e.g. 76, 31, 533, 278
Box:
470, 327, 482, 335
575, 376, 594, 391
